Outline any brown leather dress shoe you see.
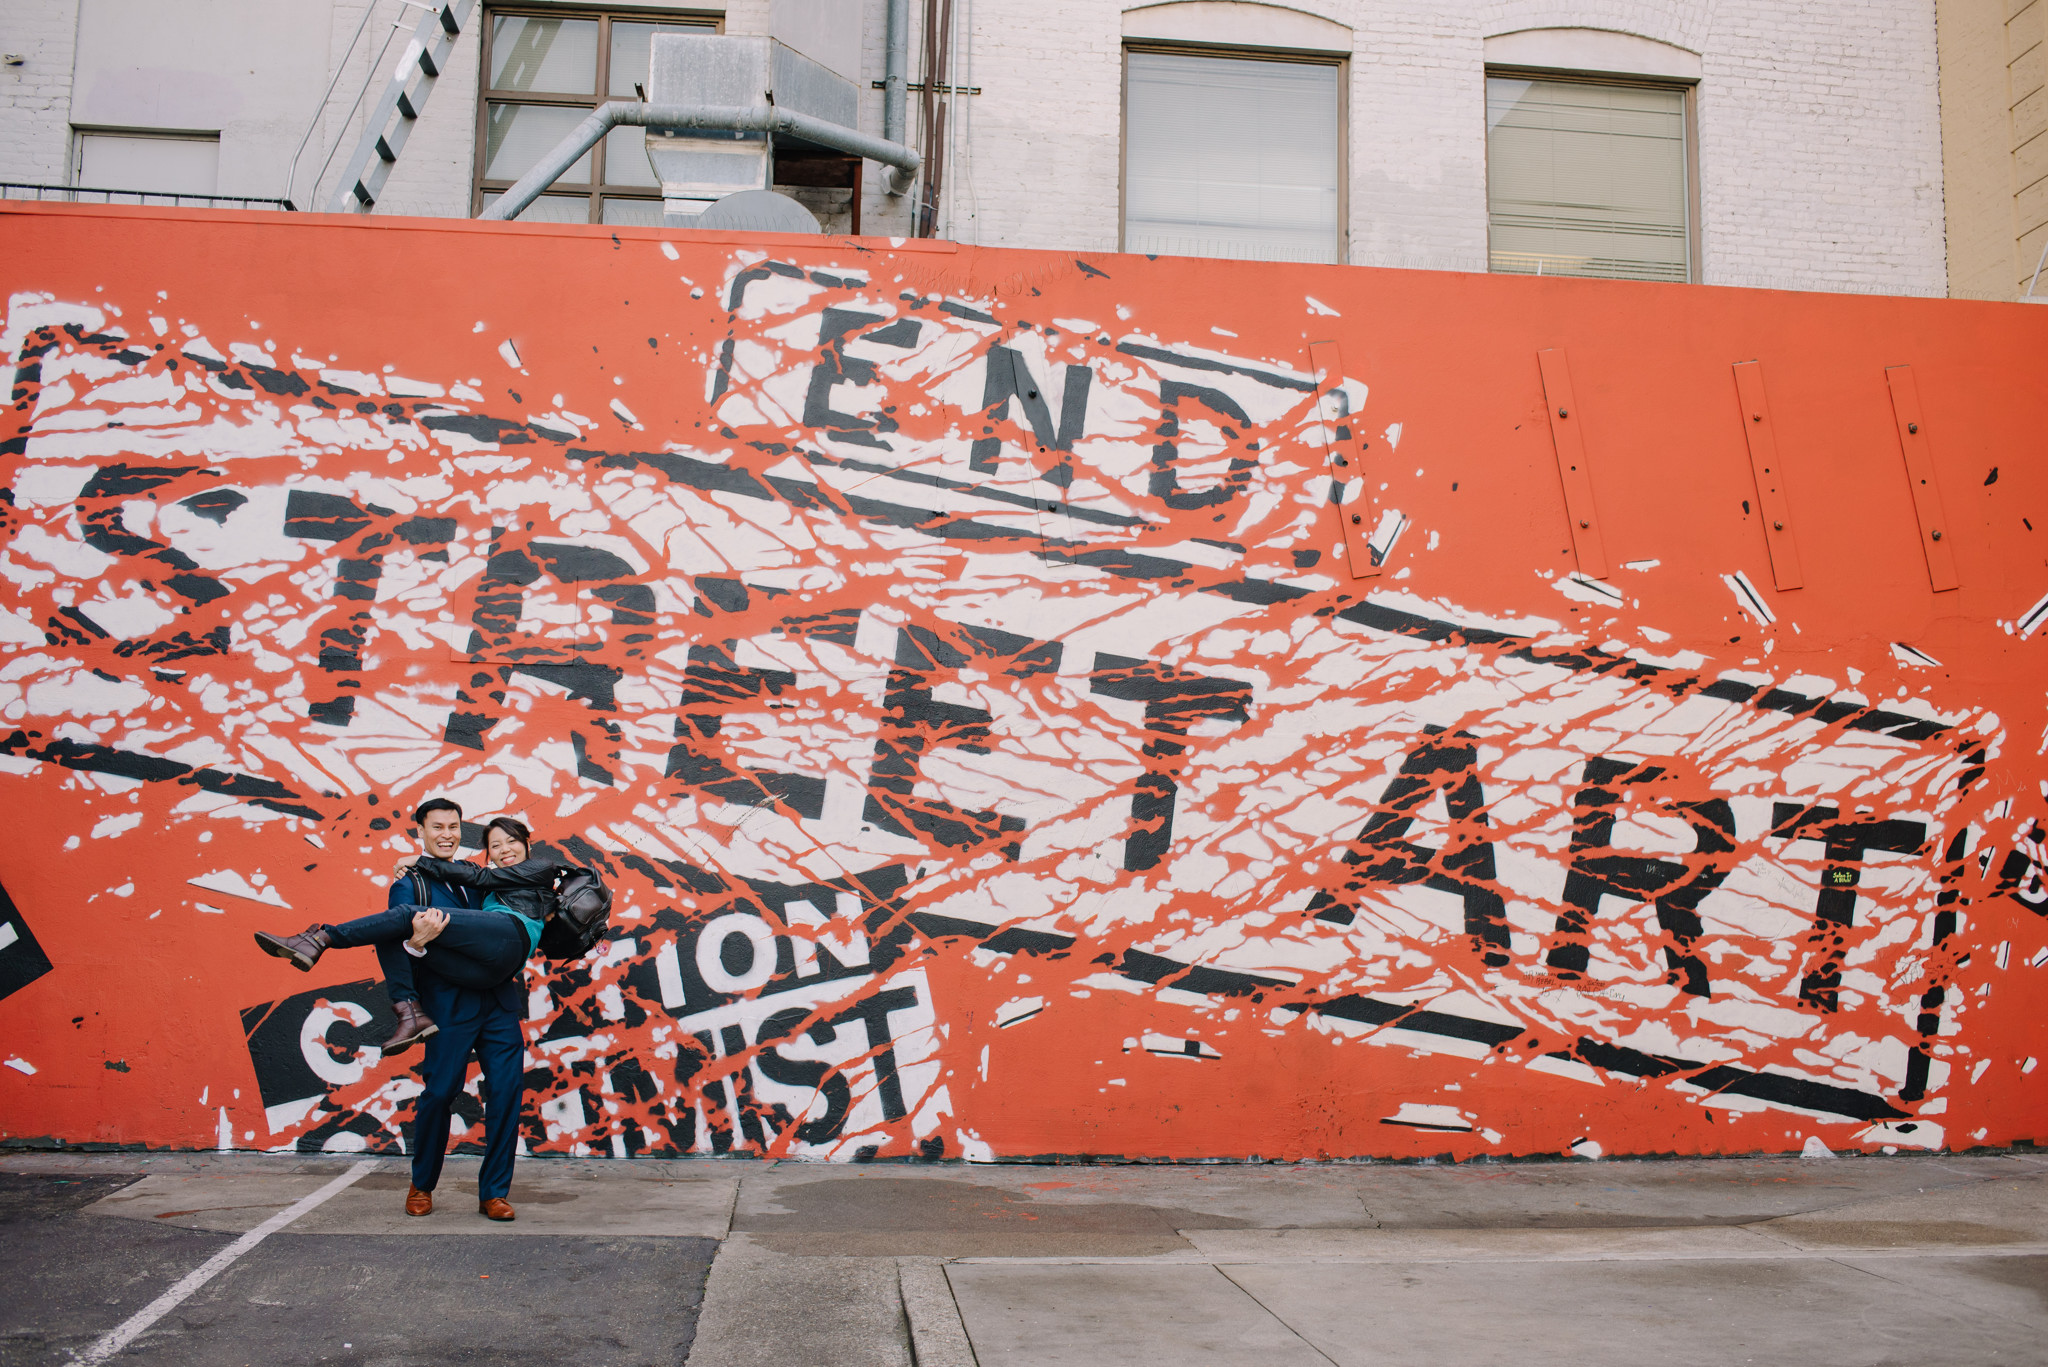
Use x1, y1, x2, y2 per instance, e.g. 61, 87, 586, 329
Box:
253, 926, 332, 971
380, 1000, 438, 1054
479, 1197, 516, 1221
405, 1184, 433, 1216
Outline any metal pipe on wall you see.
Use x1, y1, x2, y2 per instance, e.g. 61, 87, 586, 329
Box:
884, 0, 909, 148
943, 0, 962, 240
478, 101, 920, 221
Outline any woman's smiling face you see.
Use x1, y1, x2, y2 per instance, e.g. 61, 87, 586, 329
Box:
486, 827, 528, 868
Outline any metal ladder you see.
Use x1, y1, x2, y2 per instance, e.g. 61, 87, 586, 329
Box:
327, 0, 478, 213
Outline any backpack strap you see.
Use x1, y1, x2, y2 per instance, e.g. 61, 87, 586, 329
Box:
410, 869, 430, 906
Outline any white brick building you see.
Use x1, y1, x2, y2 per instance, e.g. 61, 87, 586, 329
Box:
0, 0, 1948, 295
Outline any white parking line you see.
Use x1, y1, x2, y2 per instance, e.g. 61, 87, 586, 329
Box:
76, 1160, 377, 1365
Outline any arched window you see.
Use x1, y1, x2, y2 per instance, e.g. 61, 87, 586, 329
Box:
1121, 3, 1352, 264
1484, 28, 1700, 282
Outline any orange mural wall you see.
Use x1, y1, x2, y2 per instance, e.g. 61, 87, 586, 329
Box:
1, 202, 2044, 1161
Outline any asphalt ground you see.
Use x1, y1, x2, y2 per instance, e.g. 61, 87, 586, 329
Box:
0, 1161, 717, 1366
1, 1150, 2043, 1365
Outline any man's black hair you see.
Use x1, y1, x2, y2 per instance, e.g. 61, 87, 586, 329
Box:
413, 796, 463, 826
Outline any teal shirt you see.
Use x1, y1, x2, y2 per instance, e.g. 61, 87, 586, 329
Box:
484, 893, 542, 955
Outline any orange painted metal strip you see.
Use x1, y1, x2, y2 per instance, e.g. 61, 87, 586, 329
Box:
1309, 340, 1381, 579
1884, 365, 1960, 592
1536, 348, 1608, 579
1731, 361, 1804, 591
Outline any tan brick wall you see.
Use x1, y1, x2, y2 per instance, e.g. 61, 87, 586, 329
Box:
1947, 0, 2048, 297
2013, 0, 2048, 291
1939, 1, 2014, 297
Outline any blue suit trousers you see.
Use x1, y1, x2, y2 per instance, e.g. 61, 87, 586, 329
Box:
326, 900, 528, 1199
410, 995, 526, 1200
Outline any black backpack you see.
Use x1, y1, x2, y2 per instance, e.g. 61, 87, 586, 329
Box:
538, 866, 613, 960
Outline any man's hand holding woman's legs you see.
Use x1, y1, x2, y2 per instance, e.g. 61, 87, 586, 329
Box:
409, 907, 449, 950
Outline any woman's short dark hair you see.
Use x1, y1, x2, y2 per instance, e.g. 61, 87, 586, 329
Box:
482, 816, 532, 852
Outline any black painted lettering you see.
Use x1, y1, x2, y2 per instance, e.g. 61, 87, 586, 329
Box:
1317, 727, 1510, 968
1547, 758, 1734, 998
1770, 803, 1928, 1012
1090, 655, 1252, 872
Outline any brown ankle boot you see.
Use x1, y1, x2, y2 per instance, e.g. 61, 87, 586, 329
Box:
253, 926, 332, 972
380, 1000, 438, 1054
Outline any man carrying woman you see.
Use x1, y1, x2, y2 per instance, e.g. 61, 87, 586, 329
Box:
254, 798, 565, 1222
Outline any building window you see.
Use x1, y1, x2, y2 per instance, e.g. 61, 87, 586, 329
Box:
73, 131, 221, 198
1486, 75, 1691, 283
474, 7, 717, 224
1123, 47, 1344, 264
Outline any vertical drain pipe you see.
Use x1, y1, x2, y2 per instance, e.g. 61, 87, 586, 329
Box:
884, 0, 910, 157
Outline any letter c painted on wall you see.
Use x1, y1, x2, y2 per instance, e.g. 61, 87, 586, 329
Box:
300, 1001, 377, 1087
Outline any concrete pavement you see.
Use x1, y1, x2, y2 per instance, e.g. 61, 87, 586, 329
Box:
2, 1150, 2043, 1364
0, 1156, 721, 1365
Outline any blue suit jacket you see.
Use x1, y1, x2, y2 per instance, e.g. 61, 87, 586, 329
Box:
387, 871, 524, 1024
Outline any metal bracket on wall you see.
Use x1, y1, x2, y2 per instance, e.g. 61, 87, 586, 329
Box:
1309, 341, 1382, 579
1536, 349, 1608, 579
1883, 365, 1960, 593
1731, 361, 1803, 591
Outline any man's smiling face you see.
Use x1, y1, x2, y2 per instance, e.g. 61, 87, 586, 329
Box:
419, 810, 463, 859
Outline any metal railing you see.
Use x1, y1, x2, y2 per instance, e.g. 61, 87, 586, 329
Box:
0, 182, 296, 211
283, 0, 392, 212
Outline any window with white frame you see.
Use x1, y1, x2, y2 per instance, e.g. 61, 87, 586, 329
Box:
1486, 75, 1691, 283
1123, 47, 1344, 264
474, 7, 717, 225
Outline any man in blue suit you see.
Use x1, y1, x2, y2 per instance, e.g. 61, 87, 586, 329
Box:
255, 796, 528, 1221
386, 797, 528, 1222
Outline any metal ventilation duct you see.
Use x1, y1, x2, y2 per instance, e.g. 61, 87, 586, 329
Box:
478, 31, 917, 225
644, 33, 859, 222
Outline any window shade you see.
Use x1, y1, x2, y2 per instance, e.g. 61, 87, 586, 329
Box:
490, 16, 598, 94
1125, 51, 1341, 264
485, 103, 594, 184
76, 134, 219, 197
1486, 77, 1688, 283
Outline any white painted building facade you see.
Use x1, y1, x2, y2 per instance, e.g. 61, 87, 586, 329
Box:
0, 0, 1948, 295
